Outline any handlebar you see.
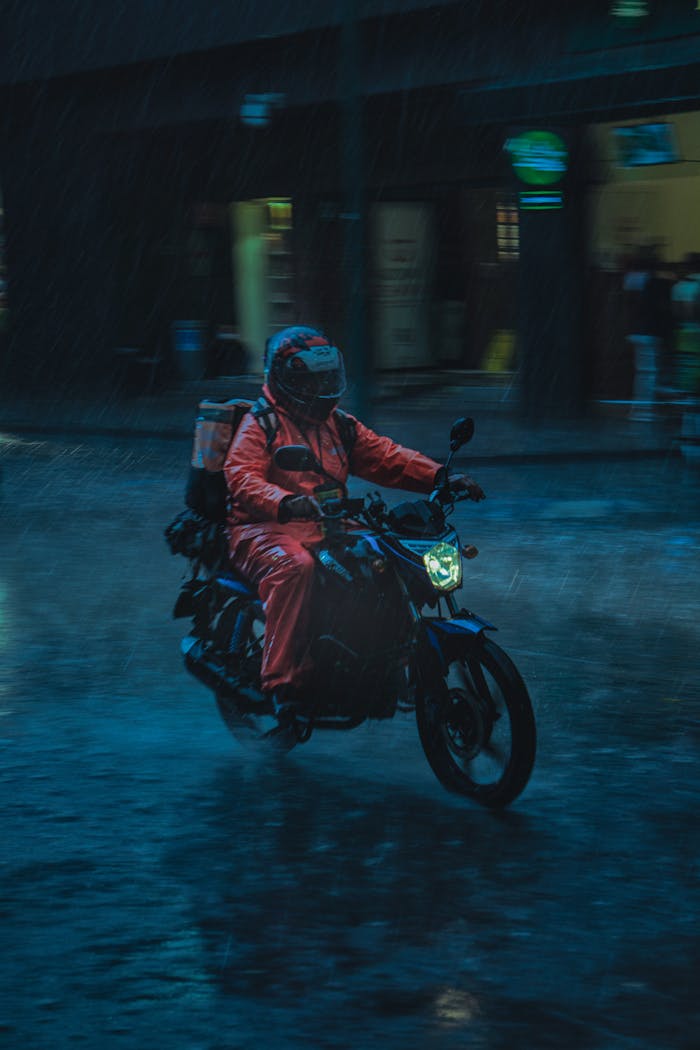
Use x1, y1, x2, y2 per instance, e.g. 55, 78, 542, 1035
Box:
341, 486, 476, 521
431, 484, 480, 507
294, 486, 478, 526
319, 496, 365, 519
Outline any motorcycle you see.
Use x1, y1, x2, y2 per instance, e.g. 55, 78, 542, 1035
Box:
166, 416, 536, 807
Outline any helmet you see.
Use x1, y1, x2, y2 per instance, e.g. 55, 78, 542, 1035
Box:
265, 325, 346, 422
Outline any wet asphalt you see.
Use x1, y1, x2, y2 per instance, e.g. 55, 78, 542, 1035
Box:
0, 430, 699, 1050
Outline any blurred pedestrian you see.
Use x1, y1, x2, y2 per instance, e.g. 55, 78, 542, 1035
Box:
623, 243, 672, 422
670, 253, 700, 398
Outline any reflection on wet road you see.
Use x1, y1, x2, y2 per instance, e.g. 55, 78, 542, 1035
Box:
0, 433, 699, 1048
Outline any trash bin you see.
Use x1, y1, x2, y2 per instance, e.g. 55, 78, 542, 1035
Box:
172, 321, 206, 381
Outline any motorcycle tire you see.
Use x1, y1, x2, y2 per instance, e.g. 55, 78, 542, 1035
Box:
215, 689, 298, 752
416, 636, 535, 808
214, 605, 298, 752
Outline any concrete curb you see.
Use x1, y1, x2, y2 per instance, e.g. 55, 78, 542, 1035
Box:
0, 372, 680, 463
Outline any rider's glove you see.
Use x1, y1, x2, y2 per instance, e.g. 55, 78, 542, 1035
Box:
448, 474, 485, 502
278, 494, 323, 523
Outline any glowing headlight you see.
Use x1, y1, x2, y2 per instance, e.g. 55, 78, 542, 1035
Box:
423, 541, 462, 592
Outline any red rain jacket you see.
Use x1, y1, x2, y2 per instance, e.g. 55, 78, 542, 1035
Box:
224, 385, 441, 527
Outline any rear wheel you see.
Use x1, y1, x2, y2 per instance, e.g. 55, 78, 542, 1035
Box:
214, 606, 297, 752
416, 637, 535, 807
215, 689, 298, 752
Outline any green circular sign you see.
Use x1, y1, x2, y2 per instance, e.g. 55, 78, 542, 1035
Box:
507, 130, 569, 186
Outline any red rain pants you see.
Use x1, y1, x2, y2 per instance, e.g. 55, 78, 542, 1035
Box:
229, 521, 320, 692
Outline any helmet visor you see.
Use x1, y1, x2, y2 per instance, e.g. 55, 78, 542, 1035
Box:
283, 346, 346, 402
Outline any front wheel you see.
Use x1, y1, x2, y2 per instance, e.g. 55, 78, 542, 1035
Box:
416, 637, 536, 807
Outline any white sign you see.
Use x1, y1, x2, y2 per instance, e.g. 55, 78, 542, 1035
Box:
371, 204, 434, 368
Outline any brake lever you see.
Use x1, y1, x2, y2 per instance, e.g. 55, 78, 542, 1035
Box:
322, 497, 366, 520
429, 483, 453, 505
366, 491, 388, 521
321, 498, 346, 518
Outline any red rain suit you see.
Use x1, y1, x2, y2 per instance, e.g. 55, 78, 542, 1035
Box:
224, 386, 441, 691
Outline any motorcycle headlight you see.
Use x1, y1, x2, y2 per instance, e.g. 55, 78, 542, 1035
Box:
422, 541, 462, 592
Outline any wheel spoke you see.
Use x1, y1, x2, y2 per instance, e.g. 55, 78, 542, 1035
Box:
482, 737, 508, 765
417, 638, 535, 806
216, 612, 296, 752
421, 640, 532, 796
466, 657, 493, 705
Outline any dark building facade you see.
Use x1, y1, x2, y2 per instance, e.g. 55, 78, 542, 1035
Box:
1, 0, 699, 416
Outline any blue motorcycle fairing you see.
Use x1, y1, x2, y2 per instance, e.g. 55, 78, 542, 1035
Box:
423, 613, 497, 672
377, 529, 459, 574
217, 573, 256, 598
346, 531, 383, 555
432, 614, 497, 635
217, 532, 380, 600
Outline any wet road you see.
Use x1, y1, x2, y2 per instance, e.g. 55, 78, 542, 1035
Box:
1, 431, 699, 1049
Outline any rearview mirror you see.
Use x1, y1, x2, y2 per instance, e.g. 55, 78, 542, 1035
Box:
273, 444, 322, 473
449, 417, 474, 452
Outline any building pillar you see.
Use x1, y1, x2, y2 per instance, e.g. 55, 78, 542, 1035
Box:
1, 100, 120, 392
509, 127, 587, 420
340, 1, 370, 420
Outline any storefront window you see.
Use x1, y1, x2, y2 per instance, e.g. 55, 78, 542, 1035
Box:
267, 199, 293, 232
496, 197, 519, 261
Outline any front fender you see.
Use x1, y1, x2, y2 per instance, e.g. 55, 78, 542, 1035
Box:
422, 613, 497, 675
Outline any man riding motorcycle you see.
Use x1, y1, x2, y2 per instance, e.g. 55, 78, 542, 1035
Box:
224, 325, 485, 728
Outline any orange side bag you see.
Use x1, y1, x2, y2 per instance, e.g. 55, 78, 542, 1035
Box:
185, 399, 253, 522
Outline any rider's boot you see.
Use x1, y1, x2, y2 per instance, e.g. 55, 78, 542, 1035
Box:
273, 687, 300, 726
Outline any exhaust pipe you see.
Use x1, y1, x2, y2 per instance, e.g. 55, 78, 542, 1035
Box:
182, 636, 267, 713
182, 637, 238, 696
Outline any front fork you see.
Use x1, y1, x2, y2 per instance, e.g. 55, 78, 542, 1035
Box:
393, 568, 460, 626
394, 571, 488, 696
